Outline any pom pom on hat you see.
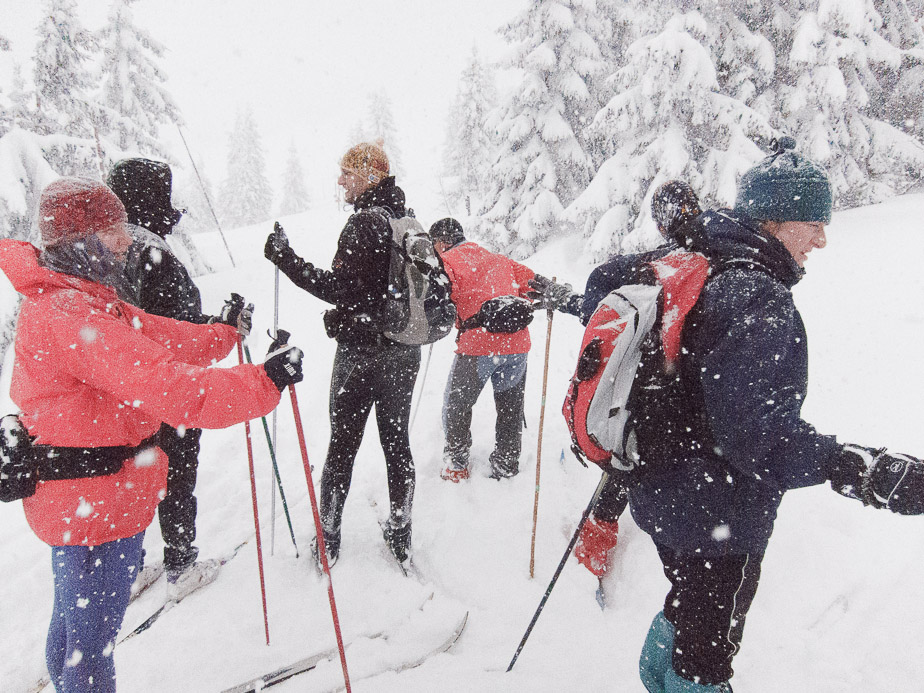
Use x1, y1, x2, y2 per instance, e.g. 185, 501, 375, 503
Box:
734, 137, 832, 223
38, 178, 127, 248
340, 140, 390, 185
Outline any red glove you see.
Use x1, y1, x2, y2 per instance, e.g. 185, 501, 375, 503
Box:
575, 516, 619, 578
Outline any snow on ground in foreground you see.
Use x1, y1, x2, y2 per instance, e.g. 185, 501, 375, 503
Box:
1, 195, 923, 692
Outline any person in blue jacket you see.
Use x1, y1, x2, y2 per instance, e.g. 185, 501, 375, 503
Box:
622, 139, 924, 692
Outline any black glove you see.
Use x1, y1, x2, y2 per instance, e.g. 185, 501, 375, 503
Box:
263, 329, 304, 391
211, 293, 253, 336
264, 221, 291, 266
527, 275, 577, 312
830, 444, 924, 515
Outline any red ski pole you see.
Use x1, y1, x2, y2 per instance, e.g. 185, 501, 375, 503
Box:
237, 338, 271, 645
288, 383, 352, 692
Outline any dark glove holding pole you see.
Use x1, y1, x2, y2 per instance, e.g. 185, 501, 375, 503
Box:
829, 444, 924, 515
211, 292, 253, 336
263, 329, 304, 391
527, 274, 578, 312
264, 221, 292, 266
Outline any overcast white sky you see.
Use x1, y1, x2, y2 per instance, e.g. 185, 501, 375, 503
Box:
0, 0, 523, 214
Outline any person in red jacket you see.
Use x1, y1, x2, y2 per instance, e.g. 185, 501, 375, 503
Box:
0, 178, 303, 693
429, 218, 573, 481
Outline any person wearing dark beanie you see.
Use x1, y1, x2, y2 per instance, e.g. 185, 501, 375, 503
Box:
609, 140, 924, 693
108, 158, 254, 602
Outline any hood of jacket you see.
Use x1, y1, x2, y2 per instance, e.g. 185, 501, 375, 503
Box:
685, 209, 804, 288
353, 176, 406, 217
0, 239, 120, 304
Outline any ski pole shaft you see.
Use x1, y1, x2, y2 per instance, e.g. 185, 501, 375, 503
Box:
242, 343, 299, 557
409, 342, 434, 432
508, 471, 610, 672
237, 339, 270, 645
271, 268, 280, 552
529, 277, 556, 579
288, 384, 352, 693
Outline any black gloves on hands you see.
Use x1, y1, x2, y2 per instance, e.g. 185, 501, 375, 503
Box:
263, 329, 304, 391
212, 293, 253, 336
264, 221, 292, 267
527, 275, 578, 312
830, 444, 924, 515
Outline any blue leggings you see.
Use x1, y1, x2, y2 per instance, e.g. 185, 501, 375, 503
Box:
46, 532, 145, 692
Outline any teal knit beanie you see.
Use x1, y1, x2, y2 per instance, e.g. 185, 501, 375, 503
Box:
734, 137, 832, 223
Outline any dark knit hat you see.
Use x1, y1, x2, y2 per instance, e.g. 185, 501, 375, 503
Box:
429, 218, 465, 246
107, 158, 182, 236
734, 136, 832, 223
38, 177, 127, 248
651, 180, 701, 242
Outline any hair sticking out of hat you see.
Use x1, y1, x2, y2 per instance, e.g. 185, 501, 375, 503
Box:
38, 178, 127, 248
340, 140, 390, 185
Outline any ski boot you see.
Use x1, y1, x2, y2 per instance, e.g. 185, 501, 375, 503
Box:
382, 518, 412, 573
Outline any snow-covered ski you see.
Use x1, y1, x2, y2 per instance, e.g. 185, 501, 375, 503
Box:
221, 609, 469, 693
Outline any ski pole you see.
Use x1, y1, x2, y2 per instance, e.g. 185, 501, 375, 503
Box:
529, 277, 556, 579
508, 470, 610, 672
287, 379, 352, 692
175, 122, 236, 267
409, 342, 434, 432
271, 267, 280, 553
236, 338, 271, 646
242, 343, 299, 557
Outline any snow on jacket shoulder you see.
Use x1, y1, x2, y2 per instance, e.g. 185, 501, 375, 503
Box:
440, 241, 535, 356
0, 239, 281, 547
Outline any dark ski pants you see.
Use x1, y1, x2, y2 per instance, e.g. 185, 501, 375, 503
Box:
441, 352, 527, 476
156, 423, 202, 573
320, 340, 421, 541
655, 543, 763, 685
47, 531, 145, 693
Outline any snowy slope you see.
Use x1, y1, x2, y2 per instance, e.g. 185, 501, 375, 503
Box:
1, 194, 923, 692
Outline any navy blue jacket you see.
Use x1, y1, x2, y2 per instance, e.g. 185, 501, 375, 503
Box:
584, 211, 840, 556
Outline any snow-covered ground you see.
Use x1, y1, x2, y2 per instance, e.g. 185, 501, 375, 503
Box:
2, 192, 923, 692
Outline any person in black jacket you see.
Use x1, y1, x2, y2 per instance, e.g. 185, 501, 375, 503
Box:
620, 139, 924, 692
264, 141, 420, 568
108, 158, 252, 601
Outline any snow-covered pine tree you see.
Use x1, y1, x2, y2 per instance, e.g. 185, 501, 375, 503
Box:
173, 160, 217, 234
31, 0, 98, 138
366, 90, 403, 178
4, 63, 35, 135
476, 0, 612, 258
217, 107, 273, 228
278, 144, 311, 217
779, 0, 924, 205
96, 0, 179, 160
442, 46, 497, 217
872, 0, 924, 143
570, 8, 772, 258
0, 35, 10, 138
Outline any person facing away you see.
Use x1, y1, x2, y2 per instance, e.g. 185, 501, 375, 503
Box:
569, 179, 705, 583
602, 138, 924, 692
263, 141, 420, 568
429, 218, 576, 482
108, 157, 251, 601
0, 177, 303, 693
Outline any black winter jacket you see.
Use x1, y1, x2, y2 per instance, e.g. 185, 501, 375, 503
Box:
274, 177, 407, 345
123, 225, 209, 324
624, 210, 840, 556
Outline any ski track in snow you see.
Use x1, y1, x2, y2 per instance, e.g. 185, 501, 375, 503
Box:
2, 196, 924, 691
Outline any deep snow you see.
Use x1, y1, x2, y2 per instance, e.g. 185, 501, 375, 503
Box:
1, 192, 923, 692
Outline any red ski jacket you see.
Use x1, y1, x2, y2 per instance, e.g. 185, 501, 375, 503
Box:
439, 241, 535, 356
0, 240, 281, 547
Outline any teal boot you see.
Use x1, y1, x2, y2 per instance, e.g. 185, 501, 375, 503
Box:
664, 668, 733, 692
639, 611, 675, 693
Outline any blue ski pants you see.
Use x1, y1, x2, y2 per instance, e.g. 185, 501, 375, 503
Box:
46, 531, 145, 693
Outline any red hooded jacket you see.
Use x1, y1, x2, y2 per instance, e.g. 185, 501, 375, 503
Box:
440, 241, 535, 356
0, 240, 281, 547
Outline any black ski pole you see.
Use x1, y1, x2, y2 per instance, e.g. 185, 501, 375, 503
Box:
507, 470, 610, 672
243, 342, 299, 557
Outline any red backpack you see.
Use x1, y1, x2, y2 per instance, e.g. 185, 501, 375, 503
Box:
563, 250, 710, 471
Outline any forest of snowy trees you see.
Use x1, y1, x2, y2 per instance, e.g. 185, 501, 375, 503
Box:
443, 0, 924, 259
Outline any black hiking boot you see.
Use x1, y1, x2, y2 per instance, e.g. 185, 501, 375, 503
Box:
310, 530, 340, 571
382, 519, 412, 566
